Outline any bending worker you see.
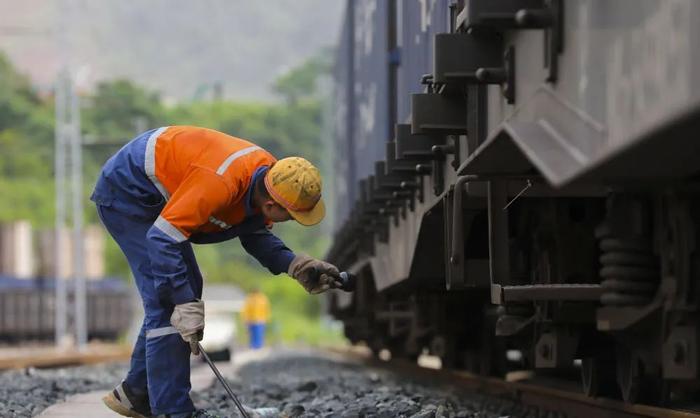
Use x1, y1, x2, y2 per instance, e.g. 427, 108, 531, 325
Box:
93, 126, 339, 418
241, 287, 271, 349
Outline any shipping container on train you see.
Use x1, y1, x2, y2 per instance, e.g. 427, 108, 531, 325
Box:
332, 0, 390, 226
396, 0, 449, 123
327, 0, 700, 407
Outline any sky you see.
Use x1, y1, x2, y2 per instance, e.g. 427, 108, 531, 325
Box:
0, 0, 345, 102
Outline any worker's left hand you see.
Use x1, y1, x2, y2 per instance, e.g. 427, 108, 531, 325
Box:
170, 299, 205, 355
288, 254, 340, 294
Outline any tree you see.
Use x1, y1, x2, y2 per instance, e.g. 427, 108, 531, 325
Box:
0, 52, 54, 225
83, 79, 165, 141
272, 47, 333, 105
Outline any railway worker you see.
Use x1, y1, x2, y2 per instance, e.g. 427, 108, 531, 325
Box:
241, 287, 271, 349
92, 125, 339, 418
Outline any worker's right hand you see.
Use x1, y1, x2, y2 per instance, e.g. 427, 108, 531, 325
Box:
170, 299, 205, 355
288, 254, 340, 294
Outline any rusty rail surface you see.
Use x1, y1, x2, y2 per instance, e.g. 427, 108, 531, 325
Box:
327, 346, 700, 418
0, 343, 130, 370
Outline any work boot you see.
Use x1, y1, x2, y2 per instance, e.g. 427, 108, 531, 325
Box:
102, 381, 152, 418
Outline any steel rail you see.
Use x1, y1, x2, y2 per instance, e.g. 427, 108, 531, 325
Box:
329, 346, 700, 418
0, 344, 130, 370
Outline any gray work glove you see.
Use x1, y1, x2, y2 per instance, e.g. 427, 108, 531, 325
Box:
288, 254, 340, 294
170, 299, 204, 355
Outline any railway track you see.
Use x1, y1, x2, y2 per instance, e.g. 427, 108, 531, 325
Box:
332, 346, 700, 418
7, 344, 695, 417
0, 343, 130, 370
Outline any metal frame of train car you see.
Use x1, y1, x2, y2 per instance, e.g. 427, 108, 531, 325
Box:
327, 0, 700, 405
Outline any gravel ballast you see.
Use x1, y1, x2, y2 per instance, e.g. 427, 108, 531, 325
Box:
2, 349, 554, 417
192, 351, 552, 418
0, 362, 125, 417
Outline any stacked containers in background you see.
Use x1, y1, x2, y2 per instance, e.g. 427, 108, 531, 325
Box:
0, 278, 131, 342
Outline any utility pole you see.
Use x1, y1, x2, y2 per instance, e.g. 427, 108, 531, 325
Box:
70, 72, 87, 349
54, 70, 87, 350
54, 70, 68, 347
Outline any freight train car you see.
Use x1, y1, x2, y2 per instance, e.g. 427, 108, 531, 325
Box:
327, 0, 700, 404
0, 277, 132, 342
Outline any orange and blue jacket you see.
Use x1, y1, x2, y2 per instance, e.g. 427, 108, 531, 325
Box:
90, 126, 295, 304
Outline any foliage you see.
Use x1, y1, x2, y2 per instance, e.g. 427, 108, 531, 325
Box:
165, 99, 323, 162
0, 54, 54, 225
83, 79, 166, 142
273, 48, 333, 105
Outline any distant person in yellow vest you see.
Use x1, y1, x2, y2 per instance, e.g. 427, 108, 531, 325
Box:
241, 287, 271, 349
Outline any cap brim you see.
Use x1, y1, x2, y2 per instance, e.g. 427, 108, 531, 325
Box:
288, 198, 325, 226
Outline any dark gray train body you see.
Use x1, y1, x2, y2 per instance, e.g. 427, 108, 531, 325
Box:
328, 0, 700, 404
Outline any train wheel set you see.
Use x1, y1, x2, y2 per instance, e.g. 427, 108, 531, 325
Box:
326, 0, 700, 405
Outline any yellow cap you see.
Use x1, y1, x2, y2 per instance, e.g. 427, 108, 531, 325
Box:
264, 157, 325, 226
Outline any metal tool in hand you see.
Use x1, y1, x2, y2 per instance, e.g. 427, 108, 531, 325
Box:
197, 342, 250, 418
309, 267, 357, 292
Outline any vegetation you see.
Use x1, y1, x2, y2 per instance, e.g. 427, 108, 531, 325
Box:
0, 49, 342, 346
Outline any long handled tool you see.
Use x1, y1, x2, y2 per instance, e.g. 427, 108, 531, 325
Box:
197, 342, 251, 418
198, 268, 354, 418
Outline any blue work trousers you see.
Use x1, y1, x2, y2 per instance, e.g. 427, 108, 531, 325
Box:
247, 323, 266, 349
96, 203, 201, 415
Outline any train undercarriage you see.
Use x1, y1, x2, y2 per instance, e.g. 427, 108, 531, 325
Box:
327, 0, 700, 406
331, 182, 700, 404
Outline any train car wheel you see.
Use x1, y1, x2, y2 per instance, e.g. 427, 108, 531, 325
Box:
390, 338, 420, 363
581, 355, 619, 398
616, 349, 643, 403
369, 335, 386, 358
615, 347, 662, 404
429, 335, 452, 367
